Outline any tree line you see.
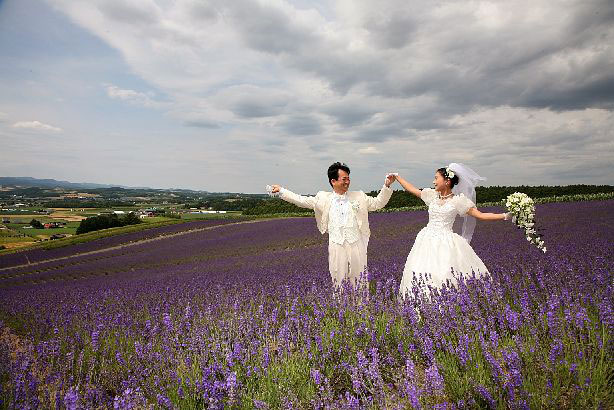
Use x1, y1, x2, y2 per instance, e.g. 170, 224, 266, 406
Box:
242, 184, 614, 215
76, 213, 141, 234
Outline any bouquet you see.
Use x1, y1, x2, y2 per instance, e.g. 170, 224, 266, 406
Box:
505, 192, 546, 253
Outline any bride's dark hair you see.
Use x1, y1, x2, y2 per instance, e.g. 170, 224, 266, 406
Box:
437, 167, 459, 188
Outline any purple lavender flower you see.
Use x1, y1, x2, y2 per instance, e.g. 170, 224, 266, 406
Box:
549, 339, 564, 366
422, 336, 435, 363
64, 387, 79, 410
504, 304, 521, 331
425, 363, 445, 394
404, 382, 421, 409
91, 330, 99, 350
455, 333, 470, 366
476, 385, 496, 408
162, 312, 172, 329
156, 393, 172, 409
311, 368, 322, 386
343, 391, 361, 409
254, 399, 269, 409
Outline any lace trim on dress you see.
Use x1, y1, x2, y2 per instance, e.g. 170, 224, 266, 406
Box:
421, 188, 437, 205
453, 193, 475, 216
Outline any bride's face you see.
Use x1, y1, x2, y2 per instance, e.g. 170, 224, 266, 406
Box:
433, 171, 449, 192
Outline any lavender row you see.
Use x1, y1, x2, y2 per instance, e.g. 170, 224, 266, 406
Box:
0, 218, 325, 286
0, 218, 243, 269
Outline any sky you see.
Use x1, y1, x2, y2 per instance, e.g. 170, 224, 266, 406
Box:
0, 0, 613, 193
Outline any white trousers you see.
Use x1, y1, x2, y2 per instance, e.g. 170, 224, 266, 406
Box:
328, 236, 368, 288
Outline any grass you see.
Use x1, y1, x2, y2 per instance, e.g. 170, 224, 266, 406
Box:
0, 218, 181, 254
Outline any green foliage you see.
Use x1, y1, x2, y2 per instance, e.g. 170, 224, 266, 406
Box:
210, 198, 262, 212
43, 200, 136, 208
243, 199, 311, 215
183, 197, 265, 212
240, 185, 614, 215
76, 212, 142, 235
369, 184, 614, 209
0, 186, 62, 199
162, 211, 182, 219
29, 219, 43, 229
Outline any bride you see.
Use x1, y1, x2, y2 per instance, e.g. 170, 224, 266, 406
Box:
394, 163, 511, 297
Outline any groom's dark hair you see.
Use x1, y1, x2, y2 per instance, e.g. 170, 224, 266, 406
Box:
328, 162, 350, 187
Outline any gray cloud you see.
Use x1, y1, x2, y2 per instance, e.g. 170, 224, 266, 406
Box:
233, 101, 284, 118
364, 13, 417, 49
221, 87, 291, 118
520, 75, 614, 111
231, 3, 316, 55
183, 119, 220, 129
280, 114, 323, 135
97, 1, 158, 25
321, 102, 377, 127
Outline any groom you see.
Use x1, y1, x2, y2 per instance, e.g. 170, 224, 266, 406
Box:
270, 162, 395, 289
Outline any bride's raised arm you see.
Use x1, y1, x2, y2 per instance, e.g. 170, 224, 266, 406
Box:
395, 175, 422, 198
466, 207, 510, 221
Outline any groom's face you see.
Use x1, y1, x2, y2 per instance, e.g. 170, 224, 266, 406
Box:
331, 169, 350, 193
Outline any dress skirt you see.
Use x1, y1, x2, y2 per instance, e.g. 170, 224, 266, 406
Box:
399, 226, 488, 296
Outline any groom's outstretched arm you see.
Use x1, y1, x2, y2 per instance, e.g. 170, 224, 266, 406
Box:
365, 175, 394, 211
270, 185, 317, 210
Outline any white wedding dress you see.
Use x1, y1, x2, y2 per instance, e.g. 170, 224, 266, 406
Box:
399, 188, 488, 296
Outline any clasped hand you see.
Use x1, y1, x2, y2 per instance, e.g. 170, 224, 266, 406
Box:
385, 173, 398, 187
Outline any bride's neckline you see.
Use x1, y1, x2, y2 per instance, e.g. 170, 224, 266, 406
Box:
433, 191, 455, 206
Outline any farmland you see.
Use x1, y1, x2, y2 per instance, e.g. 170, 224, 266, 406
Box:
0, 200, 612, 408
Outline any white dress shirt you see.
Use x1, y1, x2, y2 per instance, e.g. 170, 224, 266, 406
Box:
328, 192, 361, 245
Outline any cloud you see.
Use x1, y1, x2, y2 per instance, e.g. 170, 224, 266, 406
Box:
183, 119, 220, 129
105, 84, 165, 108
12, 120, 62, 132
358, 146, 381, 155
321, 100, 378, 127
50, 0, 614, 120
279, 114, 323, 135
215, 85, 291, 118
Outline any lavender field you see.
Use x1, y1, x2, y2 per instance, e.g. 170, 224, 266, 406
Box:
0, 218, 242, 269
0, 201, 612, 409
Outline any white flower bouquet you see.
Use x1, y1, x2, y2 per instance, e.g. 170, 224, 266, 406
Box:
505, 192, 546, 253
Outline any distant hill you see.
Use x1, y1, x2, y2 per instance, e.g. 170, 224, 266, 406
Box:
0, 177, 211, 193
0, 177, 132, 190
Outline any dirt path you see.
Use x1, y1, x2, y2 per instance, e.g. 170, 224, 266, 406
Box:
0, 218, 275, 272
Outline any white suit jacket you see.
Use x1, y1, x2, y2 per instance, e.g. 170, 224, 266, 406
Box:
280, 186, 393, 239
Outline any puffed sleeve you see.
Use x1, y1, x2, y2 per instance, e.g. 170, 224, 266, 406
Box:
420, 188, 436, 205
454, 194, 475, 216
